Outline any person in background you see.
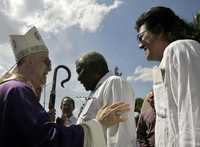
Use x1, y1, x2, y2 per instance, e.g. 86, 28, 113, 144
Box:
134, 98, 144, 126
75, 51, 136, 147
136, 91, 155, 147
135, 6, 200, 146
56, 96, 77, 127
0, 26, 130, 147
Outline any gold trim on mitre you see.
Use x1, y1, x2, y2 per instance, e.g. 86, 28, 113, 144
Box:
9, 26, 48, 62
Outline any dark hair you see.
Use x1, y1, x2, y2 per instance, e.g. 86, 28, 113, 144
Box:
76, 52, 109, 76
61, 96, 75, 108
135, 98, 144, 113
135, 6, 200, 43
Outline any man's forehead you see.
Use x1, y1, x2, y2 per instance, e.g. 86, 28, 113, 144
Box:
63, 99, 73, 104
76, 58, 87, 68
31, 51, 48, 56
138, 24, 147, 33
77, 57, 85, 64
34, 52, 49, 60
39, 51, 49, 57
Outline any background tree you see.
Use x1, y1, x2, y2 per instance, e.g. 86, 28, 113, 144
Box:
194, 10, 200, 30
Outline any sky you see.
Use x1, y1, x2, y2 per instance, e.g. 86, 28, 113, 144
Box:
0, 0, 200, 116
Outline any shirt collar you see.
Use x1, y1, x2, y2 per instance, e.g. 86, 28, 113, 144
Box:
94, 71, 113, 90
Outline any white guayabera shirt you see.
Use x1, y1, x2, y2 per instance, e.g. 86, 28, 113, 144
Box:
77, 72, 137, 147
81, 119, 106, 147
153, 57, 169, 147
154, 39, 200, 147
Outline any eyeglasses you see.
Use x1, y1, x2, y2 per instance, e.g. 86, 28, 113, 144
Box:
43, 58, 51, 71
137, 31, 147, 42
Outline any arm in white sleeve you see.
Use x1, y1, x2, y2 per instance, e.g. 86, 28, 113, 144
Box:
103, 77, 136, 147
81, 119, 106, 147
167, 40, 200, 146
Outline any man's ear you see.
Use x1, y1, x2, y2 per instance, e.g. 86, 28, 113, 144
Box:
96, 72, 103, 80
158, 32, 169, 42
154, 25, 167, 41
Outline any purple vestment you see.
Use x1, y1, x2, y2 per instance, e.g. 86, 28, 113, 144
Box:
0, 80, 84, 147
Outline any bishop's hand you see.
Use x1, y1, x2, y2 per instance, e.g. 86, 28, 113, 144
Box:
48, 108, 56, 122
96, 102, 130, 128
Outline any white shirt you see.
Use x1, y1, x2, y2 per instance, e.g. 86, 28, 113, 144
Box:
153, 60, 169, 147
154, 39, 200, 147
82, 119, 107, 147
64, 115, 77, 127
77, 72, 137, 147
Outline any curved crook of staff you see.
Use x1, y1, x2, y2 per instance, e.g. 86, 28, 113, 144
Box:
48, 65, 71, 111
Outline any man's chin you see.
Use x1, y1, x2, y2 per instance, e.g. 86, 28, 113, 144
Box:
144, 53, 149, 59
85, 87, 90, 91
84, 86, 93, 91
82, 84, 94, 91
146, 55, 153, 61
36, 86, 42, 97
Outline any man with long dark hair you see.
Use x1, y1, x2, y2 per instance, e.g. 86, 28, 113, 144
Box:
135, 6, 200, 147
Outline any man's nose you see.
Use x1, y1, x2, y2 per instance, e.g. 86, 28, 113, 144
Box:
78, 75, 83, 82
138, 41, 145, 49
77, 75, 82, 82
48, 66, 51, 72
48, 61, 52, 72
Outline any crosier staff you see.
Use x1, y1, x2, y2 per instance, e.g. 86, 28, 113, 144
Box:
48, 65, 71, 122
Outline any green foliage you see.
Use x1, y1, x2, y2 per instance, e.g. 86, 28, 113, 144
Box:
193, 10, 200, 31
196, 10, 200, 30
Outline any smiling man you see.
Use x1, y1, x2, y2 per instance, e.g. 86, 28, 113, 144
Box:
56, 96, 77, 127
135, 6, 200, 147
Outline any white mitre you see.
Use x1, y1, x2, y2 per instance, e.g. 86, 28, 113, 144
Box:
10, 26, 48, 62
